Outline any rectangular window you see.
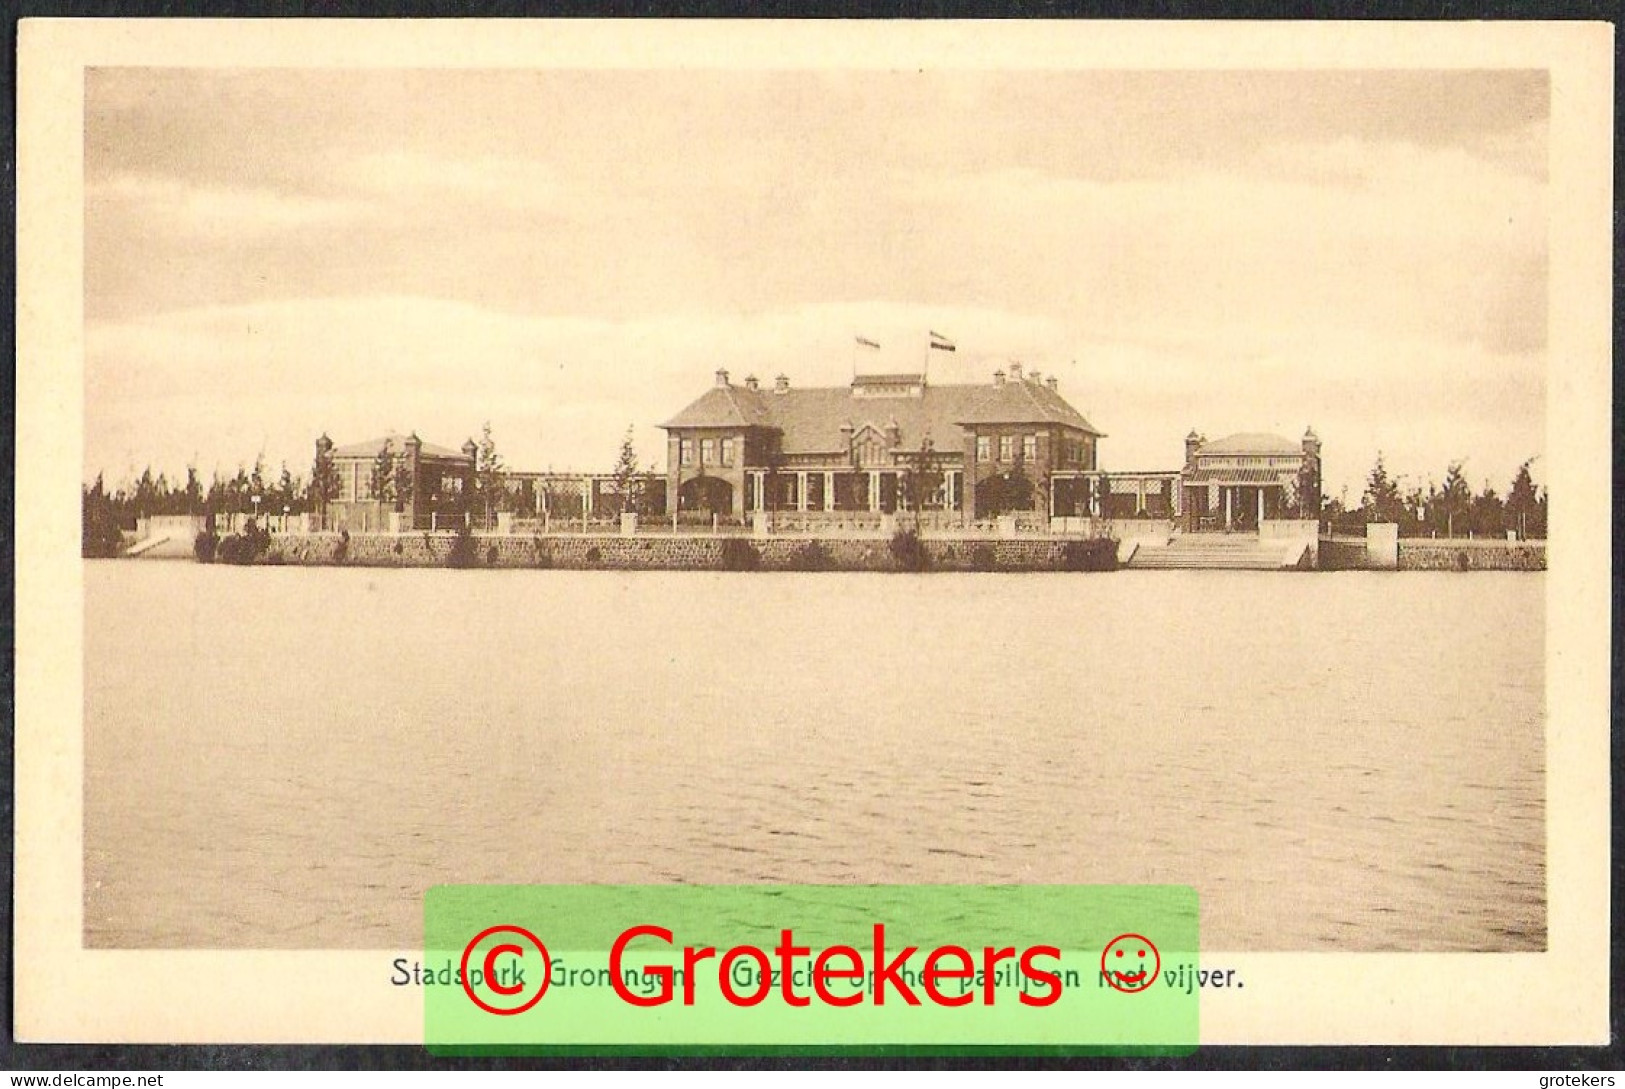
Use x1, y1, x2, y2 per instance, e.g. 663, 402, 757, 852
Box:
701, 438, 715, 465
680, 439, 694, 467
976, 435, 991, 462
999, 435, 1015, 462
1023, 434, 1037, 462
720, 438, 735, 467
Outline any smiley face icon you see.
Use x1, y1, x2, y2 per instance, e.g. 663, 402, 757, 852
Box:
1101, 933, 1160, 993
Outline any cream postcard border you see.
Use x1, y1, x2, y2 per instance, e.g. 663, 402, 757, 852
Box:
15, 18, 1613, 1046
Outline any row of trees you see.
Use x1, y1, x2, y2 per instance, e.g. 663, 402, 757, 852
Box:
83, 459, 316, 555
1326, 454, 1547, 539
85, 459, 313, 521
308, 423, 666, 530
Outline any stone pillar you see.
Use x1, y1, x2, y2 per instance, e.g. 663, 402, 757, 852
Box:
1366, 522, 1399, 569
404, 432, 423, 531
1224, 487, 1233, 529
824, 471, 835, 511
962, 432, 979, 523
1257, 487, 1265, 529
797, 471, 808, 512
868, 471, 880, 512
666, 435, 682, 517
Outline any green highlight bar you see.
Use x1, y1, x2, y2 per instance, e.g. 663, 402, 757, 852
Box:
424, 884, 1198, 1055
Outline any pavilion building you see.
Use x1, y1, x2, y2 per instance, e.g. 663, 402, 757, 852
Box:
314, 432, 476, 532
660, 364, 1105, 523
1177, 429, 1322, 532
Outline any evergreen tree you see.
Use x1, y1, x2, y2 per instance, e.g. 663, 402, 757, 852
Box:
275, 463, 296, 516
1360, 452, 1404, 524
1505, 459, 1540, 540
1436, 460, 1473, 538
1471, 480, 1505, 538
370, 440, 396, 508
901, 437, 944, 519
310, 450, 341, 527
392, 457, 415, 515
609, 425, 643, 519
475, 422, 506, 528
82, 474, 125, 557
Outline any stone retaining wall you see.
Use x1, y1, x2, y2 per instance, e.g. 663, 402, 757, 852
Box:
261, 532, 1115, 573
1317, 536, 1546, 571
1397, 539, 1546, 571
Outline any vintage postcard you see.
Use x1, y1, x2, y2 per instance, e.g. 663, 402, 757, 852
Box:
14, 18, 1612, 1049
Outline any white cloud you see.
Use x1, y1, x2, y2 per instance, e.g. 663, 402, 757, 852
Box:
88, 172, 369, 237
86, 292, 1544, 499
338, 152, 568, 213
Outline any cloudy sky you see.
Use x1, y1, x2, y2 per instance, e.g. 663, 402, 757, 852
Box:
85, 67, 1547, 499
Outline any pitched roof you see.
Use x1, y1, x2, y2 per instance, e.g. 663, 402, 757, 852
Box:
954, 379, 1101, 430
1197, 432, 1301, 457
1184, 467, 1295, 484
330, 433, 469, 460
662, 378, 1103, 455
660, 385, 775, 429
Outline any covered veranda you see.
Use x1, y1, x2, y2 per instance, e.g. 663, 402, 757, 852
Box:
742, 467, 962, 515
1180, 470, 1290, 532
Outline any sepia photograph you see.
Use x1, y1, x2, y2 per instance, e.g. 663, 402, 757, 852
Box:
13, 18, 1613, 1054
78, 63, 1553, 956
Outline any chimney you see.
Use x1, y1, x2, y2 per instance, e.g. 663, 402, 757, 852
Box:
462, 438, 479, 461
993, 369, 1006, 387
1009, 361, 1024, 382
1029, 369, 1041, 384
715, 368, 730, 388
1045, 376, 1059, 392
315, 433, 333, 456
743, 374, 759, 392
1184, 430, 1202, 464
1303, 426, 1320, 456
774, 374, 790, 394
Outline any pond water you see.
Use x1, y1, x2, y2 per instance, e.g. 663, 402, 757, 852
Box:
84, 562, 1545, 952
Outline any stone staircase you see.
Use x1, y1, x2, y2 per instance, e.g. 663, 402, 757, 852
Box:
1127, 532, 1310, 570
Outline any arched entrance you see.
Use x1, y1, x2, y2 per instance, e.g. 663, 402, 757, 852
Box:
679, 475, 734, 515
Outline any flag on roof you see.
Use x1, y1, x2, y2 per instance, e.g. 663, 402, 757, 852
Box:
855, 336, 881, 350
928, 331, 955, 352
